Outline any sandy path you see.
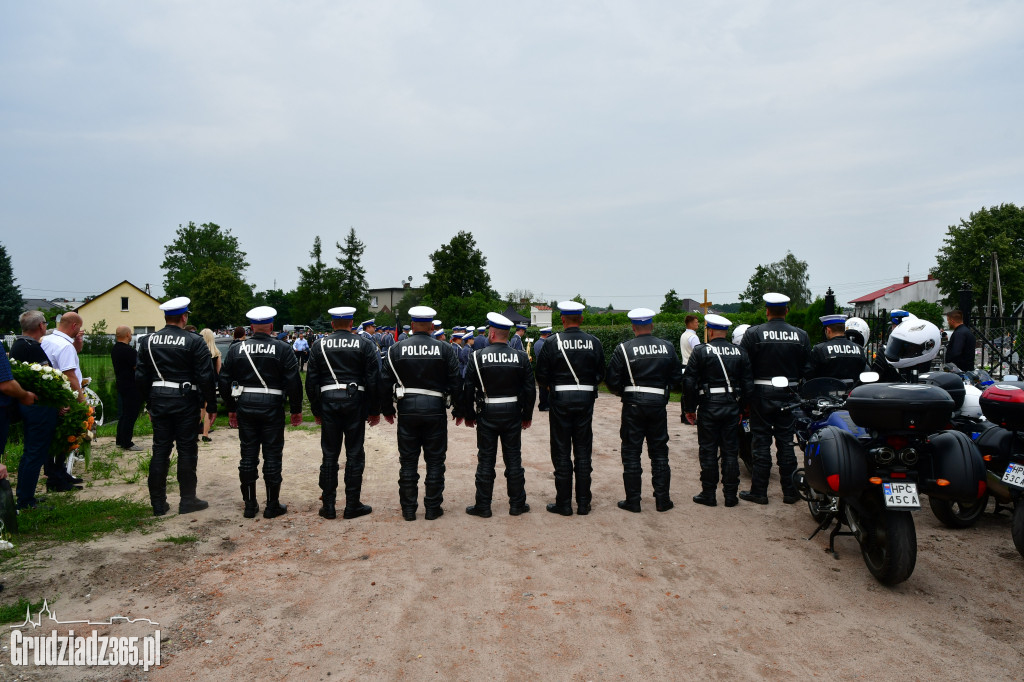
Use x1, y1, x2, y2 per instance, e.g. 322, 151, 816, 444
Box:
3, 393, 1023, 681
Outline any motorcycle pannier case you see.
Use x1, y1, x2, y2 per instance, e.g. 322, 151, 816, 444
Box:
804, 425, 868, 497
846, 383, 954, 433
921, 373, 966, 411
922, 430, 986, 503
979, 382, 1024, 431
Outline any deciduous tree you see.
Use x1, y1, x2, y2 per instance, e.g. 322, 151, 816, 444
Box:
189, 264, 252, 329
660, 289, 684, 314
161, 222, 250, 298
739, 251, 811, 311
423, 232, 495, 302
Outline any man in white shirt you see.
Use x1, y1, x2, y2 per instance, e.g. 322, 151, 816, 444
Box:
679, 315, 701, 370
41, 312, 85, 402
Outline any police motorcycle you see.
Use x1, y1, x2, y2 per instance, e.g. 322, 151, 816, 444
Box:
793, 318, 987, 585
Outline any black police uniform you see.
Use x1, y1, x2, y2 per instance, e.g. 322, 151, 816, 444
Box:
306, 329, 382, 519
683, 338, 754, 505
462, 340, 536, 516
380, 332, 463, 520
606, 333, 683, 512
535, 327, 605, 515
219, 332, 303, 518
740, 318, 810, 502
135, 326, 217, 515
804, 336, 868, 383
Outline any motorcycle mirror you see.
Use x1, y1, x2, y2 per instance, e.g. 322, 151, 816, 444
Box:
770, 376, 789, 388
859, 371, 879, 384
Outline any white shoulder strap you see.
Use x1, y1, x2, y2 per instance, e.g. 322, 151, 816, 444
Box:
711, 345, 733, 394
473, 350, 487, 396
320, 338, 340, 385
619, 343, 636, 387
556, 334, 581, 386
148, 334, 166, 382
242, 341, 268, 390
386, 346, 405, 391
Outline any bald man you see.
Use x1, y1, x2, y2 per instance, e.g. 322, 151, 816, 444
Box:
42, 312, 85, 402
111, 325, 142, 450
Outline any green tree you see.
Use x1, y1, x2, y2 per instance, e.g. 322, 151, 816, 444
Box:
161, 222, 250, 298
336, 228, 370, 321
660, 289, 683, 314
393, 288, 424, 328
253, 288, 297, 324
572, 293, 588, 308
423, 232, 495, 302
82, 319, 112, 355
933, 203, 1024, 311
295, 236, 342, 324
0, 242, 23, 333
903, 299, 944, 327
739, 251, 812, 311
188, 264, 252, 328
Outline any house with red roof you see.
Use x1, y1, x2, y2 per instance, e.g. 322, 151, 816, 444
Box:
849, 275, 941, 317
530, 305, 552, 327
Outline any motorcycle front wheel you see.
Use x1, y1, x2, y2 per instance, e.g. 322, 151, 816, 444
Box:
854, 503, 917, 586
928, 493, 989, 529
1013, 503, 1024, 559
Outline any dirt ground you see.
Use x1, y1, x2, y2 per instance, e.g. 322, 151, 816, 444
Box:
2, 393, 1023, 681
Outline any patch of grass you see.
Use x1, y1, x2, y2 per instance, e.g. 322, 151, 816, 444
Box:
0, 598, 46, 625
2, 441, 23, 475
15, 494, 156, 543
159, 534, 199, 545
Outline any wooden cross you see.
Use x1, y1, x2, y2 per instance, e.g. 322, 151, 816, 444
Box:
700, 288, 713, 342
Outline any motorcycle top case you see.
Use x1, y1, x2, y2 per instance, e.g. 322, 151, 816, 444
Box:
920, 372, 966, 411
846, 383, 954, 433
922, 430, 987, 503
804, 425, 868, 497
979, 382, 1024, 431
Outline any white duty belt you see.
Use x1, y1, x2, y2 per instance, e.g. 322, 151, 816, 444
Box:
484, 396, 519, 404
403, 388, 444, 398
554, 385, 595, 392
241, 387, 284, 395
754, 379, 798, 386
152, 380, 196, 391
321, 383, 364, 392
623, 386, 666, 395
699, 387, 731, 395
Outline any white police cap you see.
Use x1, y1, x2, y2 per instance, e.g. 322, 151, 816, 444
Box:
705, 314, 732, 330
362, 318, 376, 327
819, 314, 847, 326
487, 312, 513, 330
431, 329, 445, 338
732, 323, 750, 345
763, 293, 790, 307
408, 306, 436, 322
247, 306, 277, 324
328, 306, 356, 319
558, 301, 586, 315
159, 296, 191, 315
515, 323, 528, 330
432, 319, 442, 327
539, 327, 552, 334
627, 307, 656, 325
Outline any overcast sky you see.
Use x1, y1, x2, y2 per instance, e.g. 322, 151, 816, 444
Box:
2, 1, 1022, 311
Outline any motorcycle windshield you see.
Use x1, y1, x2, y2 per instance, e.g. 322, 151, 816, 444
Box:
800, 377, 848, 399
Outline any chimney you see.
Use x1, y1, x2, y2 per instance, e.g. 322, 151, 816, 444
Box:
903, 276, 910, 284
145, 283, 151, 294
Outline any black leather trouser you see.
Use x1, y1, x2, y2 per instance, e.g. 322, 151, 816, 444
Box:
319, 399, 367, 505
149, 398, 200, 503
238, 403, 286, 485
474, 411, 526, 509
749, 399, 797, 496
696, 404, 741, 496
397, 413, 447, 513
549, 401, 594, 507
619, 403, 670, 504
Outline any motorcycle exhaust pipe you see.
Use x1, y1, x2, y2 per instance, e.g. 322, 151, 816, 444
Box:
872, 446, 896, 465
899, 447, 919, 466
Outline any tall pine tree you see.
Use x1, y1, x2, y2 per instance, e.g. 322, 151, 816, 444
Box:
0, 243, 24, 334
336, 228, 370, 320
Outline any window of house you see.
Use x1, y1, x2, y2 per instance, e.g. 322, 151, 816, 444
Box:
121, 297, 129, 311
371, 296, 378, 308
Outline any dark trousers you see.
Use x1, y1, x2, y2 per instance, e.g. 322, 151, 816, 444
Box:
696, 406, 741, 496
319, 400, 367, 506
549, 401, 594, 507
749, 401, 797, 496
16, 404, 58, 507
116, 391, 141, 447
149, 409, 200, 504
396, 413, 447, 513
474, 412, 526, 509
619, 403, 671, 504
295, 351, 309, 371
238, 404, 286, 485
538, 386, 550, 411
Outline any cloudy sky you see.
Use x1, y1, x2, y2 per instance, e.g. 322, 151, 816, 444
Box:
2, 1, 1022, 310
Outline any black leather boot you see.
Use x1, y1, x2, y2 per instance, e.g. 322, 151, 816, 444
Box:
619, 473, 642, 512
263, 482, 287, 518
178, 495, 209, 514
240, 482, 259, 518
319, 491, 337, 519
692, 491, 717, 507
465, 504, 492, 518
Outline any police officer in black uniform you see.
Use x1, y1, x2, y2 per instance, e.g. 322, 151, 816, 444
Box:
804, 314, 868, 383
135, 297, 217, 516
535, 301, 605, 516
462, 312, 536, 517
683, 314, 755, 507
380, 306, 463, 521
306, 306, 382, 520
220, 306, 304, 519
606, 308, 683, 512
739, 293, 811, 504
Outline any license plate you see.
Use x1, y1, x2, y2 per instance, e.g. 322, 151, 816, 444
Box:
883, 481, 919, 509
1002, 462, 1024, 489
742, 419, 750, 433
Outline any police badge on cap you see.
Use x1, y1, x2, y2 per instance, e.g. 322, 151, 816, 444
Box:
246, 306, 276, 324
160, 296, 190, 316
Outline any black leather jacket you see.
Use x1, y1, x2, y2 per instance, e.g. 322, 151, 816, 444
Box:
219, 332, 303, 414
305, 329, 382, 418
135, 325, 217, 415
804, 336, 868, 382
682, 338, 754, 414
740, 318, 811, 401
462, 341, 536, 421
535, 327, 605, 406
606, 333, 683, 406
381, 332, 463, 417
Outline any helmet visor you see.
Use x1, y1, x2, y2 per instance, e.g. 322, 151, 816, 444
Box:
884, 336, 934, 363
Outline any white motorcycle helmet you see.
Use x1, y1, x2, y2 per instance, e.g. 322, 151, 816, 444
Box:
732, 324, 750, 346
959, 384, 984, 418
884, 319, 940, 369
845, 317, 870, 346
